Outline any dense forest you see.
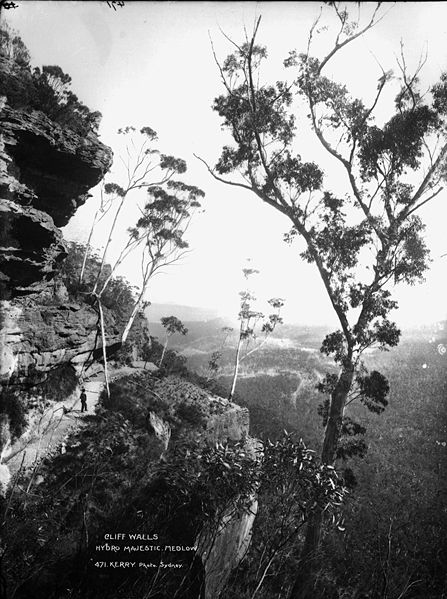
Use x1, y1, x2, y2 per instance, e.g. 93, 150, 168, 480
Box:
155, 320, 447, 598
1, 4, 446, 599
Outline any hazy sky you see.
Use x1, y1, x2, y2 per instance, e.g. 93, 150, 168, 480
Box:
5, 1, 447, 326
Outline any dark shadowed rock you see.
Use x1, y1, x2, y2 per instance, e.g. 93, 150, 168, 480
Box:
0, 199, 66, 295
0, 82, 112, 295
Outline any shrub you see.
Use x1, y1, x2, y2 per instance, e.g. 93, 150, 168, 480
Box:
142, 335, 189, 376
0, 388, 27, 440
0, 23, 101, 136
37, 363, 79, 402
222, 433, 346, 599
175, 400, 207, 427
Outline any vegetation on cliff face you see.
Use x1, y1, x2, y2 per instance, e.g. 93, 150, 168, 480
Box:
2, 365, 345, 599
0, 22, 101, 135
57, 241, 138, 330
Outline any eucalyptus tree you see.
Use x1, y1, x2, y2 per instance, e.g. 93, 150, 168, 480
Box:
89, 126, 203, 395
228, 268, 284, 401
200, 5, 447, 596
79, 182, 114, 285
158, 316, 188, 367
91, 125, 189, 297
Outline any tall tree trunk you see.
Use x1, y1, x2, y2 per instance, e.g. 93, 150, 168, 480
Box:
289, 362, 355, 599
121, 292, 144, 345
159, 336, 169, 367
121, 263, 153, 345
321, 363, 354, 464
79, 232, 92, 286
97, 299, 110, 399
228, 335, 243, 401
92, 194, 127, 295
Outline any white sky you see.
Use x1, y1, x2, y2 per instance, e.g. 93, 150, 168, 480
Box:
4, 1, 447, 326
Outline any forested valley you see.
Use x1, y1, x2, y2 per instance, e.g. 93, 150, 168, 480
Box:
151, 315, 447, 597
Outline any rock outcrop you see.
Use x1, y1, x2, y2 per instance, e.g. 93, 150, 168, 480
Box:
0, 77, 112, 487
146, 376, 259, 599
0, 83, 112, 295
198, 490, 258, 599
0, 79, 112, 386
1, 290, 121, 385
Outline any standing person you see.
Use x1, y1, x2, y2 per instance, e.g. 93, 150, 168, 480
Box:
80, 387, 87, 413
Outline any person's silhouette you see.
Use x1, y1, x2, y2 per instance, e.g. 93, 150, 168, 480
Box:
80, 387, 87, 413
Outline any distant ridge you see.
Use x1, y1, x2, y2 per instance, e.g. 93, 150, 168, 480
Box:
145, 303, 221, 323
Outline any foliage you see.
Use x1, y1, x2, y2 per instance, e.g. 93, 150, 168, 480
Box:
0, 23, 101, 135
0, 388, 27, 440
225, 267, 284, 399
154, 439, 259, 533
182, 318, 447, 597
53, 241, 154, 375
159, 315, 188, 366
315, 336, 447, 599
206, 8, 447, 591
208, 4, 445, 466
222, 433, 346, 599
160, 315, 188, 336
84, 126, 204, 359
0, 21, 30, 66
141, 335, 189, 376
1, 369, 262, 598
38, 363, 79, 402
99, 371, 210, 434
57, 241, 136, 326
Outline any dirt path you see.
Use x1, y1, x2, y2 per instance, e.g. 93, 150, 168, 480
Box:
5, 366, 145, 477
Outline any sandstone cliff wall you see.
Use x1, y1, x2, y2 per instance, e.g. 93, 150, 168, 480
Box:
0, 78, 113, 496
0, 81, 112, 384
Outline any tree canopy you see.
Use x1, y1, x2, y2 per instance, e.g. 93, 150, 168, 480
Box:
203, 5, 447, 596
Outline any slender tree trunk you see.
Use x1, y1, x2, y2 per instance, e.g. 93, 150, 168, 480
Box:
121, 293, 144, 344
79, 209, 100, 285
98, 237, 142, 299
289, 362, 354, 599
251, 554, 276, 599
79, 233, 92, 286
97, 299, 110, 398
121, 263, 153, 344
159, 336, 169, 367
321, 363, 355, 464
92, 194, 127, 295
228, 335, 243, 401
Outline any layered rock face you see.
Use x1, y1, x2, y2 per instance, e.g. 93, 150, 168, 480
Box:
0, 85, 112, 384
1, 292, 122, 384
0, 87, 112, 295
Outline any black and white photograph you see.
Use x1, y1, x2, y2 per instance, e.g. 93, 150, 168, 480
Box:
0, 2, 446, 598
